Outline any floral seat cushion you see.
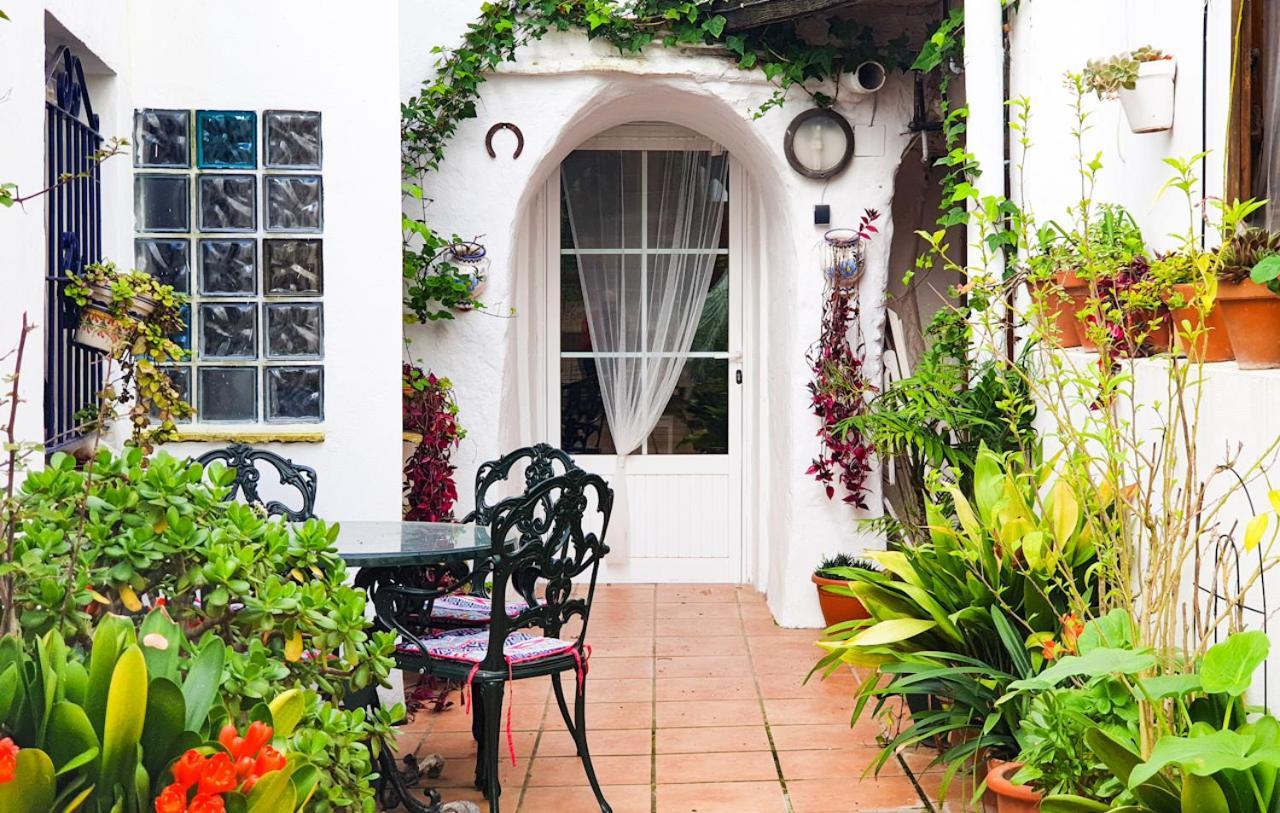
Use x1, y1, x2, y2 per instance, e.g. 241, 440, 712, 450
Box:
428, 594, 537, 625
398, 628, 577, 665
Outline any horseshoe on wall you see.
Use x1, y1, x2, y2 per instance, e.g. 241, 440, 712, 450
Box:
485, 122, 524, 159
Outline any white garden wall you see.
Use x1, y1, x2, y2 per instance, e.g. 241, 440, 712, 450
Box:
400, 1, 925, 625
0, 1, 404, 521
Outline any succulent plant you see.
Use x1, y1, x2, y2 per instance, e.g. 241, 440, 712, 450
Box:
1219, 228, 1280, 284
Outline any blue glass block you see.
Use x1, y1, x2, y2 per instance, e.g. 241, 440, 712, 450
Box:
135, 174, 189, 232
264, 111, 322, 169
265, 366, 322, 422
265, 303, 322, 358
264, 239, 322, 294
197, 110, 257, 168
198, 175, 256, 232
199, 367, 256, 422
200, 303, 257, 359
135, 238, 190, 293
134, 109, 190, 167
199, 239, 257, 295
265, 175, 322, 232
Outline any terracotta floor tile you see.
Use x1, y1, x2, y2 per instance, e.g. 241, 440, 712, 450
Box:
588, 618, 662, 637
755, 671, 855, 700
746, 628, 824, 645
654, 699, 764, 728
655, 602, 742, 619
571, 701, 653, 730
655, 636, 748, 657
776, 747, 894, 781
593, 584, 657, 601
762, 697, 855, 725
407, 729, 537, 760
655, 618, 743, 638
519, 783, 651, 813
590, 637, 654, 658
768, 723, 881, 752
589, 656, 655, 679
785, 777, 930, 812
525, 754, 651, 786
656, 584, 744, 603
655, 655, 751, 678
655, 675, 756, 702
656, 780, 786, 812
536, 727, 652, 757
652, 725, 772, 754
572, 677, 652, 703
655, 749, 778, 783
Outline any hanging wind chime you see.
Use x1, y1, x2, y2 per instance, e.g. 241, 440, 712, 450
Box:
806, 211, 880, 509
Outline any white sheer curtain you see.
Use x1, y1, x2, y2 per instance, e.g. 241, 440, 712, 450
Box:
561, 149, 728, 559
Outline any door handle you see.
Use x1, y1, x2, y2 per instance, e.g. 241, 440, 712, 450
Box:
735, 370, 743, 385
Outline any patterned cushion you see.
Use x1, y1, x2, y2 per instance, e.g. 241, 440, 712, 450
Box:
428, 594, 537, 625
399, 628, 576, 665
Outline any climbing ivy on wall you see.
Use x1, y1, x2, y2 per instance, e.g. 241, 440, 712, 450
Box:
400, 0, 913, 322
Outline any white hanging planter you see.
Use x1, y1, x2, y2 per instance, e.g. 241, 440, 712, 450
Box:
1119, 58, 1176, 133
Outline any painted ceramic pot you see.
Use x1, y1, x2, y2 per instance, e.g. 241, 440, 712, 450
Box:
74, 305, 123, 352
1217, 279, 1280, 368
985, 760, 1041, 813
812, 572, 871, 628
1168, 283, 1233, 363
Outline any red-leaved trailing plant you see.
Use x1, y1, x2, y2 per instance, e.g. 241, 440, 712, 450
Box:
403, 364, 466, 521
806, 209, 879, 509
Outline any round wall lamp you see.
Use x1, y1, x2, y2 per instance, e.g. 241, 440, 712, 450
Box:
783, 108, 854, 180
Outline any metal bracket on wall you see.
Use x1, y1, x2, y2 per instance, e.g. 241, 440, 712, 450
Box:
485, 122, 524, 159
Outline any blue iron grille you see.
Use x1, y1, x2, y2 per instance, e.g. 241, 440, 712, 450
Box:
44, 48, 104, 449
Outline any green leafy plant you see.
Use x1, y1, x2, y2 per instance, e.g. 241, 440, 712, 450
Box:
1083, 46, 1171, 99
64, 261, 193, 451
814, 552, 880, 581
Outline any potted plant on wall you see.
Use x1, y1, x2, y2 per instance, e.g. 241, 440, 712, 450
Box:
811, 553, 876, 627
1215, 226, 1280, 368
65, 261, 170, 352
1084, 46, 1176, 133
403, 362, 465, 520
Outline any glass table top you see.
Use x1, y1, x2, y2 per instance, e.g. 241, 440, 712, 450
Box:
332, 521, 491, 567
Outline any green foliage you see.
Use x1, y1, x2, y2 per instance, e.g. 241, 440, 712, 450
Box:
6, 447, 401, 811
64, 261, 193, 451
814, 552, 879, 580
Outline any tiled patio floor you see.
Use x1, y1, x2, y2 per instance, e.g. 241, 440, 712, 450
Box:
395, 583, 973, 812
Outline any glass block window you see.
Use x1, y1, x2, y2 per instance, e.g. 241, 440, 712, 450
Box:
133, 108, 325, 423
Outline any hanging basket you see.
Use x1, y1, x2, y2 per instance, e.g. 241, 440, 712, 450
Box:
823, 228, 864, 291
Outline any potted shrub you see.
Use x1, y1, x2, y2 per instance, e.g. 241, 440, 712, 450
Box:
403, 363, 465, 520
811, 553, 876, 627
1154, 250, 1234, 363
1084, 46, 1176, 133
1215, 228, 1280, 368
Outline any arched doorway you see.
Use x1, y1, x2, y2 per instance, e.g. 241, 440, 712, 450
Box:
543, 122, 745, 582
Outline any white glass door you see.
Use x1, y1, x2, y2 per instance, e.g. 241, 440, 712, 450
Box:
546, 129, 743, 582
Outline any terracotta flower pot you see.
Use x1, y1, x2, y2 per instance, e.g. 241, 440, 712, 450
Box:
1121, 306, 1171, 358
1168, 283, 1233, 363
1217, 279, 1280, 369
1026, 278, 1080, 348
812, 572, 871, 628
986, 760, 1042, 813
1056, 270, 1092, 350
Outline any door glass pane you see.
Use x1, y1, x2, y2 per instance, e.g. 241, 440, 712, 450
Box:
647, 253, 729, 353
560, 358, 615, 455
691, 255, 729, 353
647, 151, 729, 248
564, 254, 642, 352
560, 150, 643, 249
646, 358, 728, 455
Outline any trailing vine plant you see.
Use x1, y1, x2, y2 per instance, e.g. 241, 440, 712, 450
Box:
401, 0, 911, 321
807, 210, 880, 509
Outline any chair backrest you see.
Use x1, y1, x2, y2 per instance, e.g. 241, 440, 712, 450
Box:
463, 443, 579, 529
481, 467, 612, 672
197, 443, 318, 521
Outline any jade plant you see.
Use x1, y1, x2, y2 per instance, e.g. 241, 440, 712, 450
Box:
64, 261, 193, 451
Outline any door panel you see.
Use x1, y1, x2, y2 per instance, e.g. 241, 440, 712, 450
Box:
546, 134, 743, 583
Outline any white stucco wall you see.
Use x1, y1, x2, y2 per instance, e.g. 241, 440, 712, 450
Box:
400, 1, 919, 625
0, 1, 403, 521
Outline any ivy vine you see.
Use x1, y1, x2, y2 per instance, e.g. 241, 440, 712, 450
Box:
400, 0, 914, 322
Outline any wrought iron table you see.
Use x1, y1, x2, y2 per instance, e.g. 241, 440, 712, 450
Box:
337, 520, 493, 813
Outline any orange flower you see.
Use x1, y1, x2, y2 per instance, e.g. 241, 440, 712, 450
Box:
241, 721, 273, 757
254, 746, 287, 776
188, 796, 226, 813
198, 753, 237, 796
1062, 613, 1085, 654
217, 723, 242, 757
1041, 639, 1061, 661
0, 738, 18, 785
154, 783, 187, 813
172, 749, 205, 790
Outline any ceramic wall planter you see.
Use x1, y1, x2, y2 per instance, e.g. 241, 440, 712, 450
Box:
1169, 283, 1233, 362
1119, 59, 1176, 133
986, 760, 1042, 813
811, 572, 871, 627
72, 285, 157, 352
1217, 280, 1280, 369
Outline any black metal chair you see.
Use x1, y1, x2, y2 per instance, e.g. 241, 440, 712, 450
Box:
196, 442, 318, 521
378, 467, 614, 813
